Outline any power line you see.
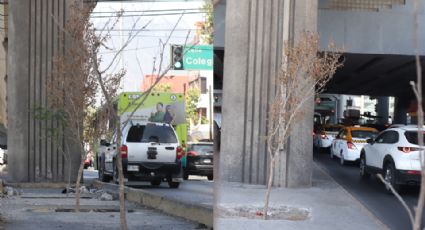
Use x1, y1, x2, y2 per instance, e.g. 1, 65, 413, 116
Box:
90, 11, 205, 18
95, 28, 195, 31
89, 0, 203, 2
91, 8, 202, 14
106, 34, 192, 38
99, 46, 159, 54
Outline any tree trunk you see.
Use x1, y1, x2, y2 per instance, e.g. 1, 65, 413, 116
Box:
116, 119, 128, 230
75, 153, 85, 212
263, 153, 276, 220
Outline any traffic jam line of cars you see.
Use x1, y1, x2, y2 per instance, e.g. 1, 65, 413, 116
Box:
315, 124, 425, 193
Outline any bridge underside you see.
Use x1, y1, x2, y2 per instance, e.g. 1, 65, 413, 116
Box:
325, 53, 425, 98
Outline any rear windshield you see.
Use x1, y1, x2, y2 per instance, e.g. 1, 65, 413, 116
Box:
351, 130, 378, 139
404, 131, 425, 145
126, 124, 177, 143
189, 144, 214, 155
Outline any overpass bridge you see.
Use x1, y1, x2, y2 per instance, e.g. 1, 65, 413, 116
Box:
6, 0, 425, 184
215, 0, 425, 187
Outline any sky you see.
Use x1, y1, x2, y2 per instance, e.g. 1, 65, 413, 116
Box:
91, 1, 206, 92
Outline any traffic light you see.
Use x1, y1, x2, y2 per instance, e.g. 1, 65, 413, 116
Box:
171, 45, 184, 70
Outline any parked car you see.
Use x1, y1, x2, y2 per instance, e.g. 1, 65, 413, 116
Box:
360, 126, 423, 192
0, 145, 7, 165
331, 126, 379, 165
313, 124, 344, 150
97, 122, 183, 188
184, 142, 214, 181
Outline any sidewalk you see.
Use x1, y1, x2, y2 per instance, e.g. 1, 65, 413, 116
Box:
215, 163, 388, 230
0, 186, 203, 230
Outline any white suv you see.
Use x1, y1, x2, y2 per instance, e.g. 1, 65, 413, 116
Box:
360, 126, 423, 191
98, 121, 184, 188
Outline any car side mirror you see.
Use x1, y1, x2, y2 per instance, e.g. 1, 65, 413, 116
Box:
366, 138, 374, 145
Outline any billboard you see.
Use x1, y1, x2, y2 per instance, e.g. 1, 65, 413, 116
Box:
118, 92, 185, 126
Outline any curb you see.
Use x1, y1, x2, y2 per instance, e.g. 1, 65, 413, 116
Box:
314, 162, 390, 230
5, 182, 69, 189
93, 180, 213, 228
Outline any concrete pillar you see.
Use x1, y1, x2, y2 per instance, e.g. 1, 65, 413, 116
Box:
393, 96, 409, 124
285, 0, 317, 188
8, 0, 82, 182
376, 96, 389, 124
220, 0, 317, 187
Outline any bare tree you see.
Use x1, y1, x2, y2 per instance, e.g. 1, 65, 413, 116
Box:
92, 10, 195, 230
411, 1, 425, 229
262, 33, 342, 219
48, 2, 198, 228
47, 3, 100, 213
46, 1, 126, 225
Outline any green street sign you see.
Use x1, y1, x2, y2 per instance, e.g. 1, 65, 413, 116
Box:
183, 45, 213, 70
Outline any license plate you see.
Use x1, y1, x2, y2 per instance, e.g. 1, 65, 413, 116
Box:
127, 165, 139, 171
203, 159, 212, 164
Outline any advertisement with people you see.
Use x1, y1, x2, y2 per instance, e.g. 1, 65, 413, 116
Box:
118, 92, 185, 125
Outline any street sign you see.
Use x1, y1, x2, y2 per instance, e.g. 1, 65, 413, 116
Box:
183, 45, 213, 70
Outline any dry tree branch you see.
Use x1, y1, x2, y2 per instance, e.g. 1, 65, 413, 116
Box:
93, 11, 192, 230
262, 32, 342, 219
412, 0, 425, 229
99, 19, 152, 74
377, 173, 415, 227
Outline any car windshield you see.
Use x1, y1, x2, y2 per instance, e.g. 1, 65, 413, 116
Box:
351, 130, 378, 139
404, 131, 425, 145
126, 124, 177, 143
189, 144, 214, 155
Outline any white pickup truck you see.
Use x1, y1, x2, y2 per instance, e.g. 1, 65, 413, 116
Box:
97, 121, 184, 188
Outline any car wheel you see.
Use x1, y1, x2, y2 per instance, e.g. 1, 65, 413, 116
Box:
98, 157, 109, 182
359, 154, 370, 179
384, 162, 400, 193
150, 179, 161, 186
207, 175, 213, 181
340, 154, 345, 166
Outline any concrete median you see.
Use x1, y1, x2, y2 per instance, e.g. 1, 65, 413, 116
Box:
93, 180, 213, 228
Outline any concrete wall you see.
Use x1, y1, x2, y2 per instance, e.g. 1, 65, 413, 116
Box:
220, 0, 316, 187
319, 0, 425, 55
8, 0, 81, 182
0, 4, 7, 147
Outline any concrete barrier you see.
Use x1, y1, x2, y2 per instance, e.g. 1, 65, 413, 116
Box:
93, 180, 213, 228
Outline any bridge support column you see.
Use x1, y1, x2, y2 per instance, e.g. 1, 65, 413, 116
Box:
8, 0, 82, 182
376, 96, 389, 124
220, 0, 317, 187
393, 96, 409, 124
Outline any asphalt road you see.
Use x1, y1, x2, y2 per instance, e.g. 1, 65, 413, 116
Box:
127, 175, 214, 208
314, 149, 425, 230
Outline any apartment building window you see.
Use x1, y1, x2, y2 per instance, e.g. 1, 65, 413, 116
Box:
201, 77, 207, 94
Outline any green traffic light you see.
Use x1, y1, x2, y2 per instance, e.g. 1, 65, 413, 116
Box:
174, 62, 182, 69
